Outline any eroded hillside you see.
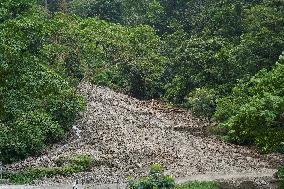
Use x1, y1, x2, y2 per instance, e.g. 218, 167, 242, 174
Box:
6, 82, 283, 186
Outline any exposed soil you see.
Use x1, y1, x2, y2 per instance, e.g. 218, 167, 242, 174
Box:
5, 81, 284, 187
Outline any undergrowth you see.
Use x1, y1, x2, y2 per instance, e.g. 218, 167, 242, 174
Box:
275, 164, 284, 188
128, 164, 220, 189
176, 182, 220, 189
4, 154, 92, 184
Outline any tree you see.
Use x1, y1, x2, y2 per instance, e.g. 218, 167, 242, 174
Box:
69, 0, 123, 22
0, 1, 84, 163
214, 53, 284, 152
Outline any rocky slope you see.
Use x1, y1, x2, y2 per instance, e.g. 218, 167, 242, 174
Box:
7, 81, 283, 186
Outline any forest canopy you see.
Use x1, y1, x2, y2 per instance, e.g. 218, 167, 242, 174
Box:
0, 0, 284, 163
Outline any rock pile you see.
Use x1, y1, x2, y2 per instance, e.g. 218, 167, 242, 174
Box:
7, 81, 283, 185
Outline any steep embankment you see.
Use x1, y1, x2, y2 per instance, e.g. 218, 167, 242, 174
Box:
7, 82, 283, 186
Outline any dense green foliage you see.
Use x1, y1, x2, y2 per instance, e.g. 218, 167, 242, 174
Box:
215, 54, 284, 152
0, 1, 84, 163
128, 164, 175, 189
0, 0, 166, 163
275, 164, 284, 188
0, 0, 36, 22
1, 0, 284, 164
41, 14, 166, 98
163, 0, 284, 106
69, 0, 164, 27
78, 19, 166, 98
67, 0, 284, 107
4, 155, 92, 184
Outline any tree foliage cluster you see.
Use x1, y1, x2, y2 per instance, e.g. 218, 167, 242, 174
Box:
215, 54, 284, 152
0, 1, 85, 163
0, 0, 166, 163
1, 0, 284, 163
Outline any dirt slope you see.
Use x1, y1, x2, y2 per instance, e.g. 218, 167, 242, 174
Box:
7, 81, 283, 185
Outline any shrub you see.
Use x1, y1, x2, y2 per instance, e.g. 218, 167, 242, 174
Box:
0, 4, 85, 163
128, 164, 175, 189
128, 164, 220, 189
0, 0, 36, 23
41, 14, 166, 99
67, 154, 93, 171
275, 165, 284, 180
275, 164, 284, 188
0, 111, 64, 162
186, 88, 218, 118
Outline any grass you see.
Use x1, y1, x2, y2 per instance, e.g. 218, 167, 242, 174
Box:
4, 154, 92, 184
5, 160, 221, 189
176, 181, 220, 189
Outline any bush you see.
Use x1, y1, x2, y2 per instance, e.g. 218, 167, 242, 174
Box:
4, 154, 93, 184
128, 164, 175, 189
275, 165, 284, 180
186, 88, 218, 118
128, 164, 220, 189
40, 13, 166, 99
275, 164, 284, 188
0, 111, 64, 162
0, 4, 86, 163
69, 0, 123, 22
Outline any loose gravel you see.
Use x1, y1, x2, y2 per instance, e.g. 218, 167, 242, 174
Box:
6, 81, 283, 185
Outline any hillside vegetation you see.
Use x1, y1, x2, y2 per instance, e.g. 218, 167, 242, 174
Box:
0, 0, 284, 165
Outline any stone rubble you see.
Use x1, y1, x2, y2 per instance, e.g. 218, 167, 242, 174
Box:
7, 81, 283, 185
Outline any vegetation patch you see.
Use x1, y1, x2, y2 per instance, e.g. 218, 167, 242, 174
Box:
176, 182, 220, 189
3, 155, 92, 184
128, 164, 219, 189
128, 164, 175, 189
275, 164, 284, 188
214, 54, 284, 152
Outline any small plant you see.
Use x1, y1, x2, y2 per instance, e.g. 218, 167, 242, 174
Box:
128, 164, 220, 189
4, 154, 92, 184
176, 181, 220, 189
128, 164, 175, 189
275, 164, 284, 188
186, 87, 218, 118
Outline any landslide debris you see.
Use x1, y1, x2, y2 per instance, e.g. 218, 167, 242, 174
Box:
7, 81, 283, 185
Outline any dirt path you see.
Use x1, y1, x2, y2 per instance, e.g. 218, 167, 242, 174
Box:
6, 82, 283, 186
